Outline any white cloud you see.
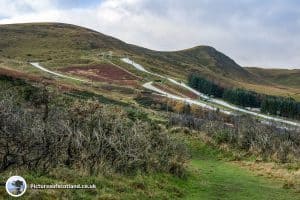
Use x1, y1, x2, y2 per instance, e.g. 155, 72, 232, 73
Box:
0, 0, 300, 68
0, 0, 54, 16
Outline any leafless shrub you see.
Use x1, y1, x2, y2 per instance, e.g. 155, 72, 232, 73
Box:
169, 113, 300, 163
0, 93, 188, 176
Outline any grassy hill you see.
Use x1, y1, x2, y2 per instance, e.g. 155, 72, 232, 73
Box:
246, 67, 300, 89
1, 22, 299, 100
0, 23, 256, 83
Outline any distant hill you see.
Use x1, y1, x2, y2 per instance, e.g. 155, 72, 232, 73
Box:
246, 67, 300, 89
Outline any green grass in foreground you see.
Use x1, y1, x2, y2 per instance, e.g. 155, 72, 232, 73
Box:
182, 136, 299, 200
0, 135, 299, 200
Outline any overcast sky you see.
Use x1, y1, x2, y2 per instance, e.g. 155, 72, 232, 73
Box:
0, 0, 300, 68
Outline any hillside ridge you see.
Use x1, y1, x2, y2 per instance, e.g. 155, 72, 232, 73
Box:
0, 22, 255, 82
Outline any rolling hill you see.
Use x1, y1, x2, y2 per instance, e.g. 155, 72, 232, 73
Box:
0, 22, 299, 100
246, 67, 300, 89
0, 23, 255, 81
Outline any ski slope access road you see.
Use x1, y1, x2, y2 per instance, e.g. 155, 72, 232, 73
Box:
30, 61, 227, 115
121, 58, 300, 128
29, 61, 300, 128
30, 62, 87, 82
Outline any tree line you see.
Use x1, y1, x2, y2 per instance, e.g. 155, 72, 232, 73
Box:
261, 97, 300, 119
188, 74, 224, 98
223, 88, 261, 107
188, 74, 300, 120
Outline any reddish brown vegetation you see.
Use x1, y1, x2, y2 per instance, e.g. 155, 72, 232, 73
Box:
175, 87, 198, 99
0, 67, 48, 82
165, 82, 198, 99
60, 64, 140, 86
153, 82, 198, 99
0, 67, 81, 92
152, 83, 185, 97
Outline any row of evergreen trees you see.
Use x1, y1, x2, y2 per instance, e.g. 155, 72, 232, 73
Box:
223, 88, 261, 107
261, 97, 300, 119
188, 74, 224, 98
187, 74, 300, 120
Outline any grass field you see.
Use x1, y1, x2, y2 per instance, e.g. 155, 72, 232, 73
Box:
184, 135, 299, 200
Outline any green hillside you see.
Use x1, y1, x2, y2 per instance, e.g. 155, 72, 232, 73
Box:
246, 67, 300, 89
1, 22, 299, 100
0, 23, 255, 83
